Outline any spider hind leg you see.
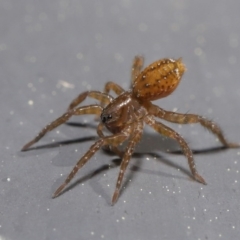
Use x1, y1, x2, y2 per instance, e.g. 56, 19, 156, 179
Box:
150, 104, 240, 148
145, 116, 206, 184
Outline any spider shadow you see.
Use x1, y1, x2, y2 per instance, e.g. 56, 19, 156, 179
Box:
21, 121, 231, 203
64, 121, 229, 155
19, 122, 98, 156
49, 121, 231, 203
52, 145, 227, 204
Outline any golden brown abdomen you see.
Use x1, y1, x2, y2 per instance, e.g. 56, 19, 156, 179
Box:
133, 58, 186, 101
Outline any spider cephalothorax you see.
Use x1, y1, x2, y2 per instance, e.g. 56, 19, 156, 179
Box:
22, 56, 239, 204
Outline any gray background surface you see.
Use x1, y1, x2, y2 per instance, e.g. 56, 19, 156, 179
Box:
1, 1, 240, 240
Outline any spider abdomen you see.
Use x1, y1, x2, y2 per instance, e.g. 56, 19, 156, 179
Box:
133, 58, 186, 101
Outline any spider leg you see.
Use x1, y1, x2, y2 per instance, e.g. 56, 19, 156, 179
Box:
112, 121, 144, 205
96, 82, 125, 115
149, 104, 239, 148
21, 105, 103, 151
53, 126, 131, 198
131, 55, 144, 84
95, 81, 125, 118
145, 115, 206, 185
67, 91, 113, 111
97, 123, 123, 157
103, 81, 124, 96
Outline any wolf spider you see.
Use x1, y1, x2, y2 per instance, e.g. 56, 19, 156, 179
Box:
22, 56, 239, 204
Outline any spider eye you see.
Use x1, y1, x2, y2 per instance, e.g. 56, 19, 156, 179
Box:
101, 114, 112, 123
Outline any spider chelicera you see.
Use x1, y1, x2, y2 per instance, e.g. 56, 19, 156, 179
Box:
22, 56, 239, 204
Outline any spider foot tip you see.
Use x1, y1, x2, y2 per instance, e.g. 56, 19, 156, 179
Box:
194, 173, 207, 185
21, 145, 29, 151
21, 141, 35, 151
52, 194, 57, 199
52, 192, 60, 199
53, 185, 65, 199
111, 190, 119, 205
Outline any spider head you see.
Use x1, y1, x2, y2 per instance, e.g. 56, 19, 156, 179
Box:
100, 108, 124, 133
101, 113, 112, 123
100, 92, 133, 133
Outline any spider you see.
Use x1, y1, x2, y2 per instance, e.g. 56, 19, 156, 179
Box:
22, 56, 239, 205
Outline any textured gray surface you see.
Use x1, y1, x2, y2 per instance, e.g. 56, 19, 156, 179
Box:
1, 1, 240, 240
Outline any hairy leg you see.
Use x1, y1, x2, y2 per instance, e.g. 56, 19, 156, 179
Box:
21, 105, 103, 151
103, 81, 124, 96
97, 123, 123, 157
149, 104, 239, 148
131, 55, 144, 84
145, 115, 206, 184
96, 82, 125, 113
67, 91, 113, 111
112, 121, 144, 205
53, 128, 131, 198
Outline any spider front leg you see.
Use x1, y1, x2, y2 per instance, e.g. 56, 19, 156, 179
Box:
21, 105, 103, 151
53, 129, 130, 198
149, 104, 239, 148
112, 122, 144, 205
145, 116, 206, 184
97, 123, 123, 158
92, 82, 124, 122
67, 91, 113, 111
103, 82, 124, 96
